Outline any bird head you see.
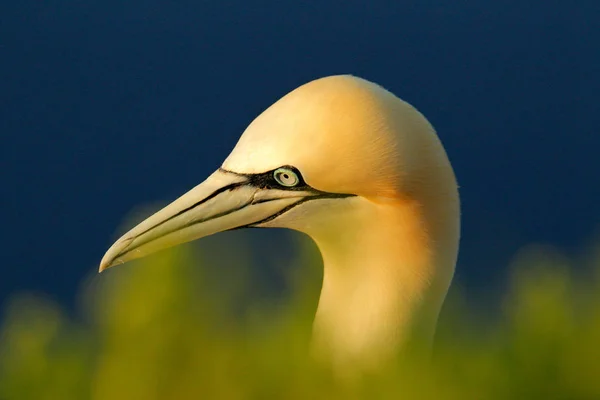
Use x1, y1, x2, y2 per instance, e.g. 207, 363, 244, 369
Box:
100, 75, 457, 272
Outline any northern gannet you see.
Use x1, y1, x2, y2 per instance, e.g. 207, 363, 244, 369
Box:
100, 75, 460, 369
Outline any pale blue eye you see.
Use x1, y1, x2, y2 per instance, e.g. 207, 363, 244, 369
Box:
274, 168, 299, 187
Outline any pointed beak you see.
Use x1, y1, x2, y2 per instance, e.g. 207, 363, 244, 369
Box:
99, 169, 314, 272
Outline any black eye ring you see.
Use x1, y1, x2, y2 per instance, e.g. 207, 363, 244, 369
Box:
273, 167, 300, 187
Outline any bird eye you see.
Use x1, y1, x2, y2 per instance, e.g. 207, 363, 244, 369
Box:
273, 167, 300, 187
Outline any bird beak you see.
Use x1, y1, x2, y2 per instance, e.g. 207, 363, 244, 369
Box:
99, 169, 314, 272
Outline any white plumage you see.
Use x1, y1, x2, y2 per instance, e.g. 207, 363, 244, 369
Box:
100, 75, 460, 369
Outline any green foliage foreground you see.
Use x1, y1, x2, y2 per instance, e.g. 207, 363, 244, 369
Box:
1, 239, 600, 399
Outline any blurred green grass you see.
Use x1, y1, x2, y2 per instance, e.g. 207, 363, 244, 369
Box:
1, 239, 600, 399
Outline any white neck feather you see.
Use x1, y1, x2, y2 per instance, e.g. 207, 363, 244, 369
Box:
308, 196, 458, 369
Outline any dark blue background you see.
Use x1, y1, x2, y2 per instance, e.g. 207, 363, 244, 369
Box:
2, 1, 599, 309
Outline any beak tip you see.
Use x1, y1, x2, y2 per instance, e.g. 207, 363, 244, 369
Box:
98, 255, 113, 273
99, 236, 132, 273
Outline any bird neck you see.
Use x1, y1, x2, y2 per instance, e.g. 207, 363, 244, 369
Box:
309, 196, 458, 370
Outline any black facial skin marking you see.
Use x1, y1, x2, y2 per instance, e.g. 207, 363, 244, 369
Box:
219, 166, 355, 229
219, 166, 309, 191
114, 166, 355, 260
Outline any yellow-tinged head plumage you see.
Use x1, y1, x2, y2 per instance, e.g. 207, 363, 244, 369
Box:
224, 75, 453, 200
